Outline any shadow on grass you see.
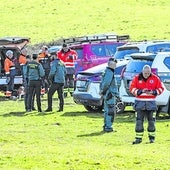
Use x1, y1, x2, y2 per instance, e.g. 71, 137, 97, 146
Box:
77, 131, 105, 137
61, 111, 103, 119
2, 111, 26, 117
1, 111, 56, 117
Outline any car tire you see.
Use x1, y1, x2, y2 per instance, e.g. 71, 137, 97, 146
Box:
84, 105, 103, 112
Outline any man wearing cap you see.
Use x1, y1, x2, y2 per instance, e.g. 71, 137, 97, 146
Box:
57, 43, 78, 97
99, 58, 119, 132
4, 50, 16, 96
24, 54, 45, 112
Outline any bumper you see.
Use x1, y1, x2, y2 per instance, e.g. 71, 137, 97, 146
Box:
73, 93, 102, 106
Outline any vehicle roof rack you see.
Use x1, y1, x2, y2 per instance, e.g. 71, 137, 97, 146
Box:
63, 33, 130, 45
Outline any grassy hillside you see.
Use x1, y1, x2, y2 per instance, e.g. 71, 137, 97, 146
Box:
0, 96, 170, 169
0, 0, 170, 44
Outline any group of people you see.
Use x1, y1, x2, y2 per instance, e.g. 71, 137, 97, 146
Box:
4, 43, 78, 112
100, 59, 164, 144
4, 43, 164, 144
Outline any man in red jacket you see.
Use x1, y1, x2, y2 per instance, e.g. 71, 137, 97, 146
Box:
130, 65, 164, 144
57, 43, 78, 97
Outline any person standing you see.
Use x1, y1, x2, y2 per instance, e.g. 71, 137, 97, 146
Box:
24, 54, 45, 112
57, 43, 78, 97
18, 48, 27, 75
38, 45, 51, 93
4, 50, 16, 97
45, 54, 66, 112
99, 58, 118, 132
130, 65, 164, 144
22, 55, 36, 111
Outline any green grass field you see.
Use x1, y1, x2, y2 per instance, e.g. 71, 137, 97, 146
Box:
0, 95, 170, 170
0, 0, 170, 169
0, 0, 170, 44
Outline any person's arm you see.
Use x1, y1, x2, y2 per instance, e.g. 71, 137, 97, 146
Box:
100, 70, 113, 95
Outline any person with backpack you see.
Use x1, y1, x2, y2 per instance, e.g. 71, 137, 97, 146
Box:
45, 54, 66, 112
99, 58, 118, 132
24, 54, 45, 112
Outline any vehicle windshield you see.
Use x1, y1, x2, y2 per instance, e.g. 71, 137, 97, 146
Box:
91, 43, 124, 57
146, 43, 170, 53
125, 60, 152, 73
74, 48, 83, 59
114, 47, 139, 59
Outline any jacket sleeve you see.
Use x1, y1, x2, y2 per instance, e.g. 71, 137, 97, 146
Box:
4, 59, 10, 74
155, 75, 164, 95
129, 75, 139, 96
100, 70, 113, 95
39, 64, 45, 78
49, 60, 57, 76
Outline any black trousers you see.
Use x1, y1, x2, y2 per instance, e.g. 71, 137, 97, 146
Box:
47, 83, 64, 110
27, 80, 41, 110
24, 85, 35, 110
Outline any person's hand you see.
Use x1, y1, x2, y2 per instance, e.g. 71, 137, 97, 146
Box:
99, 90, 103, 96
151, 90, 157, 96
137, 89, 143, 96
68, 55, 73, 60
6, 77, 10, 83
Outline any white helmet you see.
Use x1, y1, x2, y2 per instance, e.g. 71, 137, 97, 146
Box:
6, 50, 13, 56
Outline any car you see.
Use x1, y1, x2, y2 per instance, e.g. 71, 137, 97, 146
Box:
113, 40, 170, 87
0, 37, 30, 96
119, 52, 170, 115
73, 40, 170, 114
151, 52, 170, 114
115, 40, 170, 60
73, 59, 129, 113
120, 53, 156, 96
62, 33, 130, 75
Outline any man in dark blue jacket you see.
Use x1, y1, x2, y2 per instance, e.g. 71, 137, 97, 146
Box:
24, 54, 45, 112
45, 54, 67, 112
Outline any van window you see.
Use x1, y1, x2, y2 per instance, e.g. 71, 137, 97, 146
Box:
126, 60, 152, 73
146, 43, 170, 53
114, 47, 139, 59
105, 44, 123, 56
164, 57, 170, 69
74, 48, 83, 59
91, 45, 106, 56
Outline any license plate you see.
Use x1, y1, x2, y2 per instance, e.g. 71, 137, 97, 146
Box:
76, 80, 86, 87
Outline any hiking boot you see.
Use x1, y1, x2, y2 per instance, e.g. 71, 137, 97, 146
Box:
64, 93, 67, 98
32, 107, 36, 111
45, 108, 52, 112
103, 128, 113, 133
132, 138, 142, 145
149, 136, 155, 143
57, 109, 63, 112
38, 108, 42, 112
149, 139, 155, 143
